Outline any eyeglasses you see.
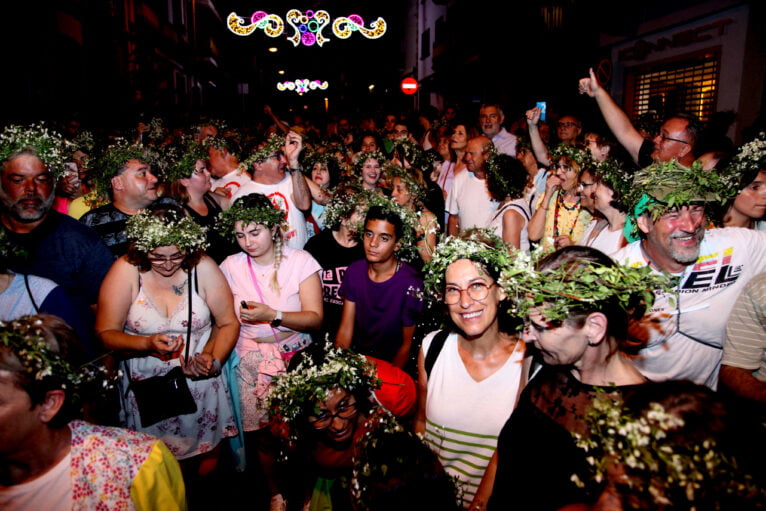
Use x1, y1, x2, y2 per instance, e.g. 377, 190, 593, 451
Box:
554, 163, 572, 171
579, 182, 596, 189
558, 122, 579, 128
148, 254, 185, 265
444, 282, 494, 305
308, 400, 358, 430
659, 135, 690, 145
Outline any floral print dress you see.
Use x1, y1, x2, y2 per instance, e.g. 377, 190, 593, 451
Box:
119, 271, 238, 460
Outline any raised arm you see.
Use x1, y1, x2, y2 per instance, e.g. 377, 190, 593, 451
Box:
527, 175, 561, 242
284, 130, 312, 212
525, 107, 551, 167
579, 67, 644, 164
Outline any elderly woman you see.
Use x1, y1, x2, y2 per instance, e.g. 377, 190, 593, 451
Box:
267, 342, 417, 510
165, 141, 237, 263
488, 246, 672, 511
527, 144, 594, 251
0, 314, 187, 510
96, 203, 239, 480
416, 229, 531, 510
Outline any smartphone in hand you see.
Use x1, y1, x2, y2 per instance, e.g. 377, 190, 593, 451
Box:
240, 300, 249, 309
536, 101, 547, 121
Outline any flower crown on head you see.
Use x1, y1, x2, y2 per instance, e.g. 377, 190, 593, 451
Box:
423, 229, 517, 300
390, 138, 438, 171
125, 209, 208, 253
594, 158, 632, 208
162, 140, 208, 183
267, 342, 380, 434
572, 388, 766, 507
0, 316, 76, 384
0, 123, 74, 180
217, 193, 287, 241
724, 131, 766, 187
549, 143, 594, 171
353, 149, 387, 170
245, 133, 285, 167
499, 248, 675, 325
384, 162, 425, 202
321, 183, 367, 231
625, 159, 737, 222
91, 138, 161, 199
71, 130, 96, 153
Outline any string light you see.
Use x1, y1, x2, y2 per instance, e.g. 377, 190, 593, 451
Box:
227, 10, 387, 44
277, 79, 329, 94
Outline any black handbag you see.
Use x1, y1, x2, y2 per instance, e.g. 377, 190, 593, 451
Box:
126, 271, 198, 427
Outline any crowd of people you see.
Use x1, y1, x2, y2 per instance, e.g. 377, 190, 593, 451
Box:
2, 68, 766, 511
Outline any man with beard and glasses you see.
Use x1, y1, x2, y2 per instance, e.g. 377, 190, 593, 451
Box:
0, 124, 113, 334
611, 160, 766, 389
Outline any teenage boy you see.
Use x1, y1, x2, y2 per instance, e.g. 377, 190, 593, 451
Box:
335, 205, 423, 368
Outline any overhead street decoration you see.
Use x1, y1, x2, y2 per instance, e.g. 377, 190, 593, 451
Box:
227, 9, 387, 47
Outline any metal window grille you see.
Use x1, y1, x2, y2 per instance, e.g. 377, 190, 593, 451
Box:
628, 51, 719, 124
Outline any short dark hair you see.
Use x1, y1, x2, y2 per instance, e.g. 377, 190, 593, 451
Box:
365, 205, 403, 240
486, 154, 528, 201
670, 112, 703, 151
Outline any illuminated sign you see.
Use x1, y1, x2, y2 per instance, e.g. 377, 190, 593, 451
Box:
277, 79, 329, 94
227, 9, 386, 46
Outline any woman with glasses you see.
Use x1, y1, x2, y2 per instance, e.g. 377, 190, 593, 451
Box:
488, 246, 671, 511
267, 343, 417, 510
96, 203, 239, 485
527, 144, 594, 252
416, 229, 530, 510
165, 141, 237, 263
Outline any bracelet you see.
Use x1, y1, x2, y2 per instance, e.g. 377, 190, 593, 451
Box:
288, 166, 302, 173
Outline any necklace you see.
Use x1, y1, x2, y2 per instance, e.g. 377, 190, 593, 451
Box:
172, 279, 188, 296
552, 190, 581, 238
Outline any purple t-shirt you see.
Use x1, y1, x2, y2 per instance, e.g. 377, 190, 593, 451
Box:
339, 259, 423, 362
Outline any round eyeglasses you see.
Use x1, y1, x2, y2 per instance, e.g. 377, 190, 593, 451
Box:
308, 400, 358, 430
444, 282, 494, 305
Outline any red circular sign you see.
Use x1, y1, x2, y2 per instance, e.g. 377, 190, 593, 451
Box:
400, 77, 419, 95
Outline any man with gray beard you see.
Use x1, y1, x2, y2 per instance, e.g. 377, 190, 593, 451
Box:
0, 125, 114, 315
611, 160, 766, 389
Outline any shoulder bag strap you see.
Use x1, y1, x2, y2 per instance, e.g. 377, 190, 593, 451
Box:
23, 274, 40, 313
425, 329, 450, 379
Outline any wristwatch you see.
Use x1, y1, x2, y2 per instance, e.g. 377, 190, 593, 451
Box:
270, 310, 283, 327
288, 165, 302, 173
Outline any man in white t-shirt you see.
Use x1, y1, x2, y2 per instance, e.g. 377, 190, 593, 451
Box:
611, 160, 766, 389
207, 135, 251, 199
446, 136, 497, 235
231, 131, 312, 249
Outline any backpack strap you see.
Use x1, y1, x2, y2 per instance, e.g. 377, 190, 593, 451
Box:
424, 329, 450, 379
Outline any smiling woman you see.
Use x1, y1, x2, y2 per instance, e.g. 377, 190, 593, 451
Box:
416, 229, 530, 511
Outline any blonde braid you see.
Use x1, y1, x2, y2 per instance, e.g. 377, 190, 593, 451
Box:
269, 232, 283, 296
